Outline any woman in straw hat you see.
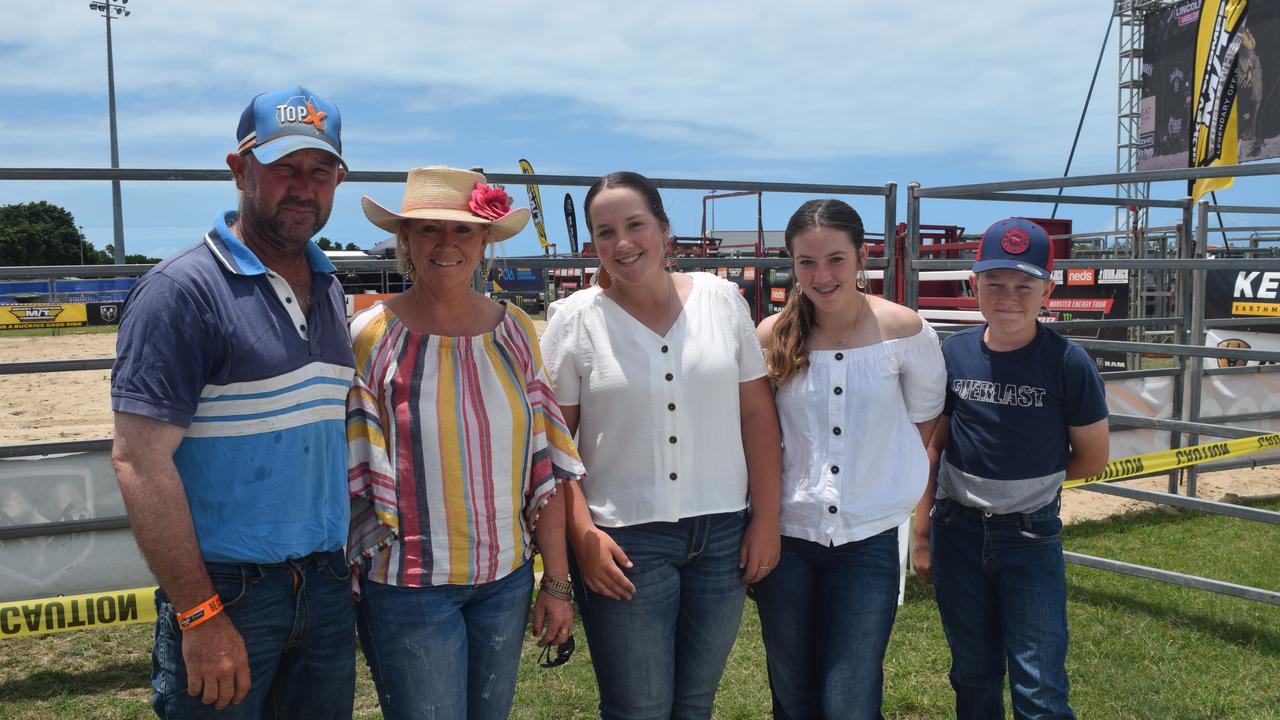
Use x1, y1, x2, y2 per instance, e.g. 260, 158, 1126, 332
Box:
346, 166, 585, 720
539, 171, 782, 719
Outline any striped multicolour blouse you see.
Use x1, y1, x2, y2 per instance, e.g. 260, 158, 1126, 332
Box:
346, 302, 584, 588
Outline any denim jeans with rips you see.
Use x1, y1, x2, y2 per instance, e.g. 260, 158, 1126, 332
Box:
930, 495, 1075, 720
355, 560, 534, 720
571, 510, 748, 720
753, 527, 900, 720
150, 549, 356, 720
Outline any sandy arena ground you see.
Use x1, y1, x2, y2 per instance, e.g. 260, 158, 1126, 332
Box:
2, 331, 1278, 524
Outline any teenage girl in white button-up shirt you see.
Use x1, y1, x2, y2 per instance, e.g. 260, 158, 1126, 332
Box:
540, 171, 782, 720
753, 199, 945, 720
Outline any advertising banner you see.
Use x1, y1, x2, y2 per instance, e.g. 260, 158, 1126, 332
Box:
1191, 0, 1248, 201
1044, 268, 1133, 371
1139, 2, 1201, 170
0, 303, 88, 330
1140, 0, 1279, 171
1205, 267, 1280, 332
519, 159, 550, 253
85, 301, 123, 326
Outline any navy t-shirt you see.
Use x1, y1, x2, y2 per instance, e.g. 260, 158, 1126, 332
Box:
937, 323, 1109, 514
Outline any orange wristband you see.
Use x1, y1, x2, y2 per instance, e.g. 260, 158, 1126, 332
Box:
176, 594, 224, 632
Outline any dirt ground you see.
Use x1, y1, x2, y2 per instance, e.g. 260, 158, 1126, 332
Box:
2, 331, 1278, 524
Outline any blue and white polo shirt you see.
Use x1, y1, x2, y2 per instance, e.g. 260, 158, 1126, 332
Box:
111, 211, 355, 564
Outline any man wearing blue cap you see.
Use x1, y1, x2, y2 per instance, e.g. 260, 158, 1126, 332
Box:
111, 86, 356, 718
911, 218, 1110, 719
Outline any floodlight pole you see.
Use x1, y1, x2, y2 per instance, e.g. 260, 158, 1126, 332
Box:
90, 0, 130, 263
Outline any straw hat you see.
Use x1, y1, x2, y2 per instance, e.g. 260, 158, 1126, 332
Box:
361, 166, 530, 242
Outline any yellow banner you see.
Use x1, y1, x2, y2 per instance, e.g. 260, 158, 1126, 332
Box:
0, 586, 157, 638
519, 159, 550, 252
1231, 300, 1280, 317
1191, 0, 1248, 202
0, 303, 89, 330
1066, 432, 1280, 489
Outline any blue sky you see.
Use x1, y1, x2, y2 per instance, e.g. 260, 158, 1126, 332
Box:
2, 1, 1277, 260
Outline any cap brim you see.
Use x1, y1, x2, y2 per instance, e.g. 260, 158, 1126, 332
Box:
972, 259, 1050, 280
360, 197, 530, 243
250, 136, 346, 168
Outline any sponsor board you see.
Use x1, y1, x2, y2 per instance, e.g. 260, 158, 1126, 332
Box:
86, 301, 122, 326
1065, 268, 1097, 286
1232, 301, 1280, 317
0, 303, 88, 330
1206, 269, 1280, 332
1043, 269, 1130, 371
1204, 328, 1280, 368
0, 587, 155, 638
1097, 269, 1130, 285
770, 287, 787, 303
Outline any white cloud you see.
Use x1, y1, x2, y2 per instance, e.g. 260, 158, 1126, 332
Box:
3, 1, 1119, 171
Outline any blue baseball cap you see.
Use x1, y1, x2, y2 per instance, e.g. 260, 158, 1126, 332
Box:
235, 86, 345, 167
973, 218, 1053, 280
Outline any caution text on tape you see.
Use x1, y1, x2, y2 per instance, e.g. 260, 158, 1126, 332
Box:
0, 586, 156, 638
1066, 432, 1280, 490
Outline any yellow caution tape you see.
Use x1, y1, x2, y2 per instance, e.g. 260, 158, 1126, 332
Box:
0, 586, 157, 639
1066, 432, 1280, 489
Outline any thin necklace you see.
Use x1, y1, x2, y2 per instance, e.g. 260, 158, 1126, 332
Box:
609, 273, 680, 334
819, 292, 865, 348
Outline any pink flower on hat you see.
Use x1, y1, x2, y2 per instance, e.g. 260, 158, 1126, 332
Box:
469, 183, 512, 221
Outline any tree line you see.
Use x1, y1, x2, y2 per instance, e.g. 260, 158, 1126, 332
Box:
0, 201, 365, 267
0, 201, 160, 266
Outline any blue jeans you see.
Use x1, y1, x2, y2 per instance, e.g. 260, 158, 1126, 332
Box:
355, 560, 534, 720
753, 528, 900, 720
571, 510, 748, 720
150, 549, 356, 719
930, 496, 1075, 720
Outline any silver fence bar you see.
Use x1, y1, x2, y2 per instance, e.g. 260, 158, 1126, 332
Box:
0, 439, 112, 459
1203, 317, 1280, 328
928, 191, 1190, 209
882, 182, 897, 303
904, 183, 921, 309
1208, 204, 1280, 214
1100, 368, 1181, 380
0, 516, 131, 541
1081, 483, 1280, 525
1047, 317, 1183, 330
1069, 338, 1277, 362
1199, 409, 1280, 424
1064, 552, 1280, 605
0, 358, 115, 375
1107, 414, 1267, 439
915, 159, 1280, 197
0, 168, 892, 197
912, 257, 1280, 270
1203, 363, 1280, 377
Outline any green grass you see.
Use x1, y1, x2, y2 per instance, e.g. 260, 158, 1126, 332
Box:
2, 501, 1276, 719
0, 325, 119, 338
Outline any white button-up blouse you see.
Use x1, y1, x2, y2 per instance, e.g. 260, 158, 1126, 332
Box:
540, 272, 768, 528
774, 324, 945, 545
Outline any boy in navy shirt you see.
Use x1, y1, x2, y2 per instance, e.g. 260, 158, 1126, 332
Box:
911, 218, 1110, 719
